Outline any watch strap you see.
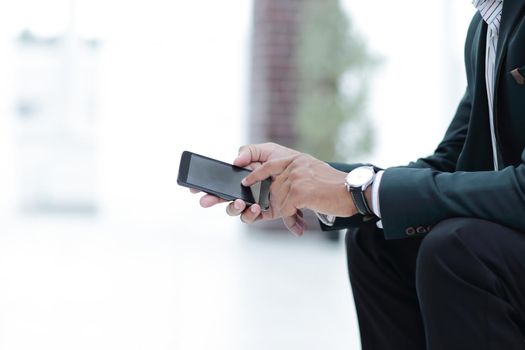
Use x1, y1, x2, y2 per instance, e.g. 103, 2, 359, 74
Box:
350, 187, 374, 216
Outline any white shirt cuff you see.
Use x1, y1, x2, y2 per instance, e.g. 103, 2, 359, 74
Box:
371, 170, 384, 218
372, 170, 384, 228
316, 212, 336, 226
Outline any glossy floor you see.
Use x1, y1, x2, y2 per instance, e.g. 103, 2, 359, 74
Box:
0, 217, 360, 350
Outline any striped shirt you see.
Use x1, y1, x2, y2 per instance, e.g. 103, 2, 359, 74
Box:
473, 0, 504, 170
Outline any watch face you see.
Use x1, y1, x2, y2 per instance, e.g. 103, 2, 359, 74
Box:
346, 167, 375, 187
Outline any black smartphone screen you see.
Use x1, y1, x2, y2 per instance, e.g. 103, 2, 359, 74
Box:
187, 153, 254, 202
178, 151, 271, 209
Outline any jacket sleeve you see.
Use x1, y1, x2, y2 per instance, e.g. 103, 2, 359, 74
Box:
379, 157, 525, 239
319, 89, 472, 232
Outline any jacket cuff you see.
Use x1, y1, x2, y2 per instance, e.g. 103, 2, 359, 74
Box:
379, 167, 452, 239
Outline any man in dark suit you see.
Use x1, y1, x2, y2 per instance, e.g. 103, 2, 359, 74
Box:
193, 0, 525, 348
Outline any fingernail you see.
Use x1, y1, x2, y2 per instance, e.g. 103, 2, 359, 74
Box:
241, 178, 247, 186
234, 201, 242, 210
251, 206, 258, 214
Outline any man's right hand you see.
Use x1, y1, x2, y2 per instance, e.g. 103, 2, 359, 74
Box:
189, 142, 307, 235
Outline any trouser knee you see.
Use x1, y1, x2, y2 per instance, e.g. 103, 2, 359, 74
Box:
415, 218, 496, 298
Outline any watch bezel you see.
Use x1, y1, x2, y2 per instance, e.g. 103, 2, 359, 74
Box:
345, 166, 376, 190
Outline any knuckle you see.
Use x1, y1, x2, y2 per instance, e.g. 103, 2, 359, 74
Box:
261, 161, 271, 171
291, 154, 307, 167
294, 153, 312, 167
260, 162, 273, 176
290, 154, 301, 162
281, 206, 294, 218
289, 169, 301, 181
290, 182, 301, 196
243, 144, 257, 162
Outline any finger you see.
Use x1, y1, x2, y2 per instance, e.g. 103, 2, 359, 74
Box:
245, 161, 263, 171
283, 215, 305, 236
226, 199, 246, 216
296, 214, 308, 231
293, 214, 308, 235
267, 175, 295, 219
265, 173, 288, 214
240, 204, 262, 224
234, 144, 261, 168
283, 215, 295, 231
235, 143, 280, 168
259, 205, 277, 221
280, 180, 305, 218
189, 188, 200, 194
257, 175, 289, 222
242, 156, 295, 186
199, 194, 227, 208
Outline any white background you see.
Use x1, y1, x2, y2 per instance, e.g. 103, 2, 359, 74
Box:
0, 1, 475, 349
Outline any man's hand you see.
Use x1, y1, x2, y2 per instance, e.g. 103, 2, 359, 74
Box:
242, 153, 358, 223
190, 143, 362, 235
190, 143, 309, 235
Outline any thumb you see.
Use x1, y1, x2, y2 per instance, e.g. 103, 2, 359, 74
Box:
233, 147, 252, 167
234, 144, 264, 167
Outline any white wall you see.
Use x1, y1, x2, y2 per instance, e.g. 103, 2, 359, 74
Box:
0, 0, 252, 227
0, 6, 19, 224
342, 0, 476, 166
94, 0, 251, 226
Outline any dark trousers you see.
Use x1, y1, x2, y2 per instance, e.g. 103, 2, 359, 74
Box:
346, 218, 525, 350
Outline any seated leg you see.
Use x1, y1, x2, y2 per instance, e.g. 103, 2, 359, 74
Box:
416, 218, 525, 350
346, 222, 426, 350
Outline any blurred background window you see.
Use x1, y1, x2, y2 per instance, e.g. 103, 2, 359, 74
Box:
15, 25, 99, 215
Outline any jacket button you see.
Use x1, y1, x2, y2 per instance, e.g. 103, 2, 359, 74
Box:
405, 227, 416, 236
416, 226, 427, 234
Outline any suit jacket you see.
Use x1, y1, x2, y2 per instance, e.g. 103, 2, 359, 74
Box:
323, 0, 525, 240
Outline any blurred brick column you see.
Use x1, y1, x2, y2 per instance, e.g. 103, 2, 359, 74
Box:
249, 0, 303, 147
250, 0, 337, 237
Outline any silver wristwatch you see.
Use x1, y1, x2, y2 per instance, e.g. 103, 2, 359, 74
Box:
345, 166, 376, 216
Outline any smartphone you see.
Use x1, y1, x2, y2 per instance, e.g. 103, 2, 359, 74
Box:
177, 151, 271, 210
